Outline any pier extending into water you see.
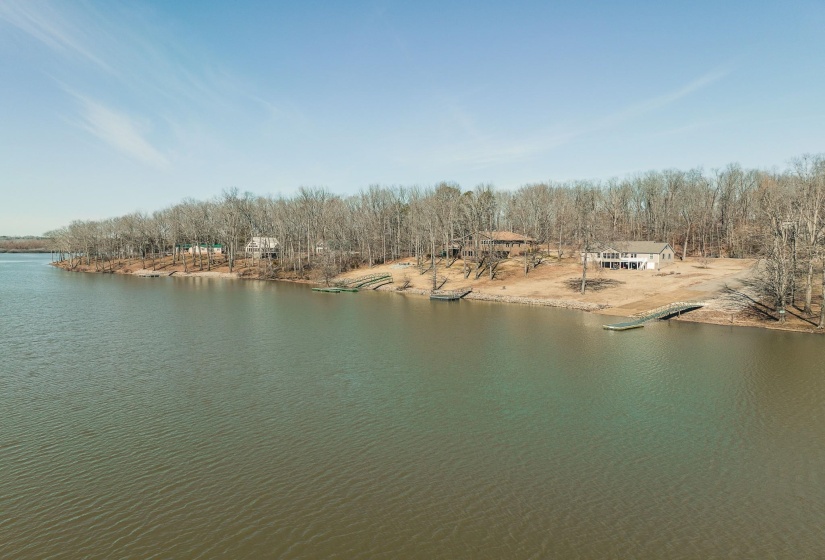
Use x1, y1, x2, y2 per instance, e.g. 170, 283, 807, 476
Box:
603, 301, 704, 330
430, 287, 473, 301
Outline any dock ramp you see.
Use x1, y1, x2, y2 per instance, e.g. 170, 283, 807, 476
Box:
338, 273, 393, 288
603, 302, 704, 331
430, 287, 473, 301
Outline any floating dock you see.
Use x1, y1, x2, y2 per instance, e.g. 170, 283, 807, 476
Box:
312, 286, 359, 293
603, 302, 704, 330
430, 287, 473, 301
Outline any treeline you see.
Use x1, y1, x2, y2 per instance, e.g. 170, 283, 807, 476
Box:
0, 236, 51, 253
48, 155, 825, 323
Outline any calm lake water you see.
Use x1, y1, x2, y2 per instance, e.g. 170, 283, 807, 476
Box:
2, 253, 824, 558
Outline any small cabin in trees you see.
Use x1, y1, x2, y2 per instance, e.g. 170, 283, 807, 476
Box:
190, 244, 222, 255
581, 241, 675, 271
245, 237, 280, 258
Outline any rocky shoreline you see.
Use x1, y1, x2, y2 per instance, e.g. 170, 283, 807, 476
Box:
462, 291, 608, 311
67, 264, 606, 312
370, 285, 608, 310
51, 259, 824, 334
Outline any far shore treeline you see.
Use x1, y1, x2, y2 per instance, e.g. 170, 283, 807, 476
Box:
48, 155, 825, 323
0, 236, 51, 253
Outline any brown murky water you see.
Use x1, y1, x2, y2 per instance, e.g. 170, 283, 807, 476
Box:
2, 254, 824, 558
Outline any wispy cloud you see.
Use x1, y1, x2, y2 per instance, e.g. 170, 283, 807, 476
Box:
0, 1, 265, 166
414, 68, 730, 170
593, 68, 730, 130
68, 94, 169, 168
0, 0, 110, 70
0, 0, 240, 107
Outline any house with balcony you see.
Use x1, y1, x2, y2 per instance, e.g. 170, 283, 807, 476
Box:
245, 237, 280, 258
582, 241, 675, 271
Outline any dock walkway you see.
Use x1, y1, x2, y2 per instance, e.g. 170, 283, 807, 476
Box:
430, 287, 473, 301
603, 301, 704, 330
338, 273, 393, 288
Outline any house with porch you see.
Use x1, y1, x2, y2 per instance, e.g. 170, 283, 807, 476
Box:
582, 241, 675, 271
245, 237, 280, 258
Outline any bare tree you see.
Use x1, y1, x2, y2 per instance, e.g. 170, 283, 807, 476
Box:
756, 175, 796, 322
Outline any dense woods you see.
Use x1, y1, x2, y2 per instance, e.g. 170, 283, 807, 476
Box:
48, 155, 825, 324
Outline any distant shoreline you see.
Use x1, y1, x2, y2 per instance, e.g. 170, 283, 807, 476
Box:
0, 249, 50, 253
0, 237, 51, 253
49, 255, 825, 335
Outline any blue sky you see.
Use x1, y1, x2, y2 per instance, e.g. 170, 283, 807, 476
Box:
1, 0, 824, 235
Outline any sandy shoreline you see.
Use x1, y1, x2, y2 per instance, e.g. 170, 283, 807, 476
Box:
52, 255, 824, 334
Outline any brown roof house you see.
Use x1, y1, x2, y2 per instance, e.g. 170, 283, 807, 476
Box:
460, 231, 536, 259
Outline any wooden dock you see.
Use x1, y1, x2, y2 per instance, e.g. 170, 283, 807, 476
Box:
312, 286, 359, 293
430, 287, 473, 301
603, 302, 704, 330
337, 273, 393, 288
368, 277, 394, 289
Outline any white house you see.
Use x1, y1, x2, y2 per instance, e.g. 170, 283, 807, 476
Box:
188, 244, 222, 255
582, 241, 675, 271
245, 236, 279, 258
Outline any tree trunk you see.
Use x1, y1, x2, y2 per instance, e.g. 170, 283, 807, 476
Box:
819, 261, 825, 329
557, 225, 563, 259
580, 253, 587, 294
431, 240, 437, 291
524, 247, 529, 276
804, 259, 813, 314
790, 232, 797, 307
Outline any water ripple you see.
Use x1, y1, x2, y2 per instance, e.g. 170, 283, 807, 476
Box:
2, 255, 825, 558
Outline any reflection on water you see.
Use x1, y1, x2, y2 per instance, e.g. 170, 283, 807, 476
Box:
1, 253, 824, 558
